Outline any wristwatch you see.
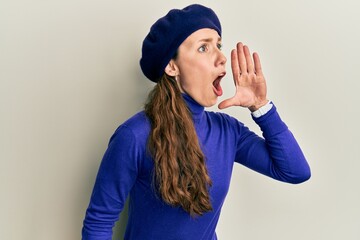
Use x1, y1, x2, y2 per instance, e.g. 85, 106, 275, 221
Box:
251, 101, 273, 118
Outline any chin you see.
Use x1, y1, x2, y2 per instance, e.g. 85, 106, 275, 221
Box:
203, 98, 218, 108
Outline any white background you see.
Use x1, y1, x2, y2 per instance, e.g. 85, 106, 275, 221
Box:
1, 0, 359, 239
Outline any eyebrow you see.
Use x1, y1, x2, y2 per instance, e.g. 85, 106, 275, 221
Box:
198, 37, 222, 43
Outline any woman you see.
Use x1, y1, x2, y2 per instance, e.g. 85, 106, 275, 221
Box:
82, 4, 311, 240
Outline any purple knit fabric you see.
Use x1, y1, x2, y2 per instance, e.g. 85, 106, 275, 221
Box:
82, 94, 311, 240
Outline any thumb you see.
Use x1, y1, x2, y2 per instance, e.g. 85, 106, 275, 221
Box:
218, 97, 236, 109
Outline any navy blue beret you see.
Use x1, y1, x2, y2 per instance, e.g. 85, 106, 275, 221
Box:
140, 4, 222, 82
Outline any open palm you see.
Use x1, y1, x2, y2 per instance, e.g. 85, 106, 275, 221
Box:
218, 42, 268, 111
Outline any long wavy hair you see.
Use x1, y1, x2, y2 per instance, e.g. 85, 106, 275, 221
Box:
144, 73, 212, 216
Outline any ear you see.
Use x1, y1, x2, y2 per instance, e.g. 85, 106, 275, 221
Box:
164, 60, 179, 77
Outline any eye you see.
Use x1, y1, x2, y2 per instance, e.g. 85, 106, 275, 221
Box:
217, 43, 223, 50
198, 44, 208, 53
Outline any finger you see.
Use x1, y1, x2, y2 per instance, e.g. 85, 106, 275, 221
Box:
231, 49, 240, 84
236, 42, 247, 74
244, 45, 254, 73
253, 52, 263, 75
218, 97, 237, 109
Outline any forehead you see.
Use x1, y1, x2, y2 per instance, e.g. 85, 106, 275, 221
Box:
181, 28, 221, 47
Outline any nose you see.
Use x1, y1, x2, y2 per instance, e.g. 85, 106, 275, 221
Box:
215, 49, 227, 67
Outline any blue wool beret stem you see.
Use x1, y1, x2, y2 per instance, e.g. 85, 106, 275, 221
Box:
140, 4, 222, 82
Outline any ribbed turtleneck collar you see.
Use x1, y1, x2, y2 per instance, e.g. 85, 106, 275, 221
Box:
182, 93, 205, 121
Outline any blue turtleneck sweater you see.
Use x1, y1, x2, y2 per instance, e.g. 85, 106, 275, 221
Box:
82, 94, 310, 240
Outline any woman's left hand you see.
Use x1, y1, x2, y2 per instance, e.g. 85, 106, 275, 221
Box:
218, 42, 268, 111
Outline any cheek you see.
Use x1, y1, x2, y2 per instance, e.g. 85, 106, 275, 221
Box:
184, 60, 210, 80
182, 55, 210, 70
178, 57, 212, 90
193, 59, 211, 72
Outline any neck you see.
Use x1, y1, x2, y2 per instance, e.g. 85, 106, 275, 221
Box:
182, 93, 204, 121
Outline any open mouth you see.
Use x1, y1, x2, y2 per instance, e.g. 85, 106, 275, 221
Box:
213, 72, 226, 96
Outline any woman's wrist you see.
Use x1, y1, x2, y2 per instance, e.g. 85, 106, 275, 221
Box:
250, 100, 272, 118
248, 99, 269, 112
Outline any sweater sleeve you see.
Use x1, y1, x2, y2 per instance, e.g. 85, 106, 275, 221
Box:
235, 104, 311, 184
82, 125, 139, 239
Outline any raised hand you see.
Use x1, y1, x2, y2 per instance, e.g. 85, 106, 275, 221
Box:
218, 42, 268, 111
